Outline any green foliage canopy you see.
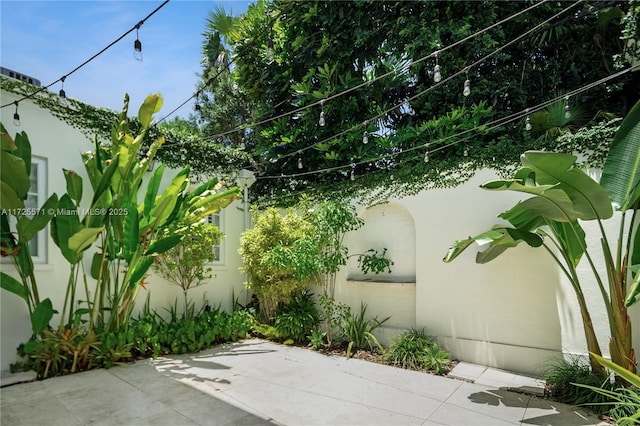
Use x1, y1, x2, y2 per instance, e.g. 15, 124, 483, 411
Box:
198, 0, 638, 206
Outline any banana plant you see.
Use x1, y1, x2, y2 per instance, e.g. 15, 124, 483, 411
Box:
0, 123, 57, 335
444, 100, 640, 376
51, 93, 241, 332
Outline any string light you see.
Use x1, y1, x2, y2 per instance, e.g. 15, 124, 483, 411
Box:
433, 52, 442, 83
297, 152, 303, 169
463, 70, 471, 97
564, 96, 571, 119
350, 163, 356, 181
463, 146, 469, 157
362, 130, 369, 145
13, 101, 20, 126
58, 76, 68, 107
1, 0, 169, 111
180, 145, 187, 161
424, 143, 430, 162
133, 22, 143, 61
194, 92, 202, 113
260, 2, 584, 163
525, 116, 532, 131
255, 67, 638, 183
319, 100, 326, 126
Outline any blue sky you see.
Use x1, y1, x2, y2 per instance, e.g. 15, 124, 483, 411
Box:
1, 0, 250, 120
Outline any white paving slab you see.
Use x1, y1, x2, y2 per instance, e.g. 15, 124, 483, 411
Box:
1, 339, 606, 426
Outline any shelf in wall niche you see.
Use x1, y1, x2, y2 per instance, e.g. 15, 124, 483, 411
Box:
346, 278, 416, 285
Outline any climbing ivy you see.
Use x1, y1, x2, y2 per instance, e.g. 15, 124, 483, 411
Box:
1, 77, 251, 178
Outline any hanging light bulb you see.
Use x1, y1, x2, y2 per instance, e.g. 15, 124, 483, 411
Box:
564, 104, 571, 119
362, 131, 369, 145
133, 23, 143, 61
463, 146, 469, 157
350, 163, 356, 181
194, 93, 202, 113
58, 76, 68, 107
13, 101, 20, 127
180, 146, 187, 161
525, 116, 532, 131
463, 70, 471, 97
433, 52, 442, 83
266, 39, 275, 62
319, 100, 326, 126
424, 143, 430, 163
297, 153, 303, 169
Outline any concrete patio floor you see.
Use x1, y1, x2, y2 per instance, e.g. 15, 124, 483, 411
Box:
1, 339, 608, 426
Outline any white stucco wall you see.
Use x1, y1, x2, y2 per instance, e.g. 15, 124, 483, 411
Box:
338, 169, 639, 376
0, 91, 249, 371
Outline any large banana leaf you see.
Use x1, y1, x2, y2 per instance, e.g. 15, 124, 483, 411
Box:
443, 225, 543, 264
601, 100, 640, 211
0, 151, 29, 200
0, 272, 28, 300
520, 151, 613, 220
16, 194, 58, 241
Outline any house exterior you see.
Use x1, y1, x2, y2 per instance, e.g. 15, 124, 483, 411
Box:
0, 83, 251, 371
2, 80, 638, 376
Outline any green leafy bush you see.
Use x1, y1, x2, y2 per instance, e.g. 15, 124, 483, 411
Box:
153, 222, 223, 317
382, 329, 438, 370
544, 356, 622, 413
307, 330, 326, 351
342, 302, 389, 358
382, 329, 451, 374
239, 208, 316, 320
274, 292, 320, 343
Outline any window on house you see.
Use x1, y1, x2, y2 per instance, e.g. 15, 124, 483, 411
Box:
27, 158, 47, 263
207, 210, 224, 265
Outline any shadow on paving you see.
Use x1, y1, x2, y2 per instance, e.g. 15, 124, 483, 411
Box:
468, 388, 604, 426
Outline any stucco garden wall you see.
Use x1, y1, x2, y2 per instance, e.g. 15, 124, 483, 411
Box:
336, 169, 640, 376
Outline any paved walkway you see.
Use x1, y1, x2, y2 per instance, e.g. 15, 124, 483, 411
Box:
1, 339, 607, 425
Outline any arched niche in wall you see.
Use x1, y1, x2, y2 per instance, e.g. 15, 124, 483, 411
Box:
347, 202, 416, 282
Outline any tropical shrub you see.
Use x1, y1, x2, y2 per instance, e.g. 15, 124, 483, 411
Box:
544, 356, 621, 413
239, 207, 315, 320
1, 123, 57, 338
2, 94, 241, 377
383, 329, 451, 374
444, 100, 640, 375
342, 302, 389, 358
573, 353, 640, 424
307, 329, 327, 351
274, 291, 320, 343
383, 329, 438, 370
153, 221, 223, 317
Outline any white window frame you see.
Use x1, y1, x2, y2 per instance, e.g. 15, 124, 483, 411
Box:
207, 210, 225, 266
27, 157, 47, 264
